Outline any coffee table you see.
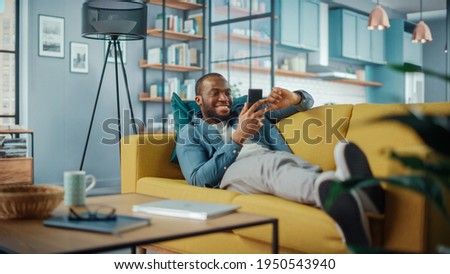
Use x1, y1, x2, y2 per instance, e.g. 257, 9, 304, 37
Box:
0, 193, 278, 254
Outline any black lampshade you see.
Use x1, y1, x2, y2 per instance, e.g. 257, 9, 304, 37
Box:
82, 0, 147, 41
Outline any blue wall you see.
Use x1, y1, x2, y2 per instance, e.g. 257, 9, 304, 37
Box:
423, 18, 448, 103
27, 0, 144, 191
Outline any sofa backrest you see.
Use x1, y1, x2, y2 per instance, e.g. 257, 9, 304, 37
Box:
346, 102, 450, 177
276, 104, 354, 171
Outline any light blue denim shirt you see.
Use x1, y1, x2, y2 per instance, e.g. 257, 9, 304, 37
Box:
176, 90, 314, 188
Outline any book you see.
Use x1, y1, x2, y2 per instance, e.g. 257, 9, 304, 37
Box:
43, 214, 151, 234
132, 199, 240, 220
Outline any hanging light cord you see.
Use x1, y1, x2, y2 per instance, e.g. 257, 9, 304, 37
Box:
420, 0, 422, 21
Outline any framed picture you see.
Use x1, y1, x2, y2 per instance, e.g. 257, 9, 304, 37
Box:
105, 41, 126, 64
70, 42, 88, 73
39, 15, 65, 58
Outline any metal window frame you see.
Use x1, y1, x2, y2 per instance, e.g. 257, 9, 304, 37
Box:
208, 0, 275, 90
0, 0, 19, 124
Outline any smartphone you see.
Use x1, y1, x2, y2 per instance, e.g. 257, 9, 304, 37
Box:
247, 89, 263, 107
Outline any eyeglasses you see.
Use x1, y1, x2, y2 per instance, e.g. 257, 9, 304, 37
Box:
68, 205, 116, 221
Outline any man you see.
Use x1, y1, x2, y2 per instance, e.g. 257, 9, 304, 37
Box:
176, 73, 384, 247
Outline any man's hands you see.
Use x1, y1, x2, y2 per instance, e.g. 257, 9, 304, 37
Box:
232, 87, 301, 146
232, 99, 268, 146
267, 87, 301, 110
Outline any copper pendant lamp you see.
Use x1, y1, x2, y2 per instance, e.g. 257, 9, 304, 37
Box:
412, 0, 433, 43
368, 0, 390, 30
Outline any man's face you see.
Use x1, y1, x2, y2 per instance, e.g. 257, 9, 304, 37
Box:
196, 76, 233, 124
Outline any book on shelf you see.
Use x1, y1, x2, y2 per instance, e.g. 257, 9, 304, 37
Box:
187, 13, 203, 36
0, 137, 27, 158
147, 47, 163, 65
132, 199, 240, 220
43, 214, 151, 235
155, 13, 183, 32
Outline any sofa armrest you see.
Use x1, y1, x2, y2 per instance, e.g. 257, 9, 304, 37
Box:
120, 133, 184, 193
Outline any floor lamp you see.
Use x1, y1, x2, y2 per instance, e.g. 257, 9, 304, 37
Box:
80, 0, 147, 170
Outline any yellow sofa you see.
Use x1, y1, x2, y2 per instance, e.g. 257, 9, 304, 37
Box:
121, 102, 450, 253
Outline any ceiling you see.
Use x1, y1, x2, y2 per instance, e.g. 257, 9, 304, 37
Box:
325, 0, 447, 20
378, 0, 446, 14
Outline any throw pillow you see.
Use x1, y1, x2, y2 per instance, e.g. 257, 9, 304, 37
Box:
170, 92, 247, 163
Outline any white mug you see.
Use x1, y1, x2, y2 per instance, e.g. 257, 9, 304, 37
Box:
63, 171, 96, 206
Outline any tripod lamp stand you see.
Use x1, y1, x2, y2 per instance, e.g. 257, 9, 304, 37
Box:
80, 0, 147, 170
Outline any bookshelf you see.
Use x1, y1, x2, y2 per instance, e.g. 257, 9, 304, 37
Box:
0, 129, 34, 185
142, 0, 206, 132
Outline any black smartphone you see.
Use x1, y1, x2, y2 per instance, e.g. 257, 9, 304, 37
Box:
247, 89, 263, 107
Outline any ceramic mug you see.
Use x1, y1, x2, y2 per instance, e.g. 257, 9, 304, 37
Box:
63, 171, 96, 206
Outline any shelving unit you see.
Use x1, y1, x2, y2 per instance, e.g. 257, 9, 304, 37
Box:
213, 62, 316, 78
141, 0, 206, 132
209, 0, 276, 93
0, 129, 34, 185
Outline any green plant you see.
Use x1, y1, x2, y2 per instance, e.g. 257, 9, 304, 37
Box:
326, 64, 450, 253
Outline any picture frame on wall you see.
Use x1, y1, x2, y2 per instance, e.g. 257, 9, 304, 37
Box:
70, 42, 88, 73
105, 40, 126, 64
38, 15, 65, 58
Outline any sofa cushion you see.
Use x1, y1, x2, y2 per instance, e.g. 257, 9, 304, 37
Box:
276, 104, 353, 171
137, 177, 240, 204
231, 194, 349, 253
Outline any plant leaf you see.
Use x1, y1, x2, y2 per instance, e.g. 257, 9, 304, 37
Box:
382, 176, 450, 221
325, 175, 450, 221
389, 64, 450, 82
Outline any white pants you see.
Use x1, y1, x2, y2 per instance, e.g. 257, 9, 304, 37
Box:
220, 150, 322, 205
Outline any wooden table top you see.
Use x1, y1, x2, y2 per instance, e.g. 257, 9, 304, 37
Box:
0, 193, 276, 254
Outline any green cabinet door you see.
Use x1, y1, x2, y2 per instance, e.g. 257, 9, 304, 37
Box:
356, 15, 371, 61
403, 32, 423, 66
341, 10, 357, 59
371, 30, 385, 64
280, 0, 300, 48
299, 0, 320, 50
330, 9, 385, 64
280, 0, 320, 51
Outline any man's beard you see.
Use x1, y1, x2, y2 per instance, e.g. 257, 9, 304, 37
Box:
202, 107, 230, 123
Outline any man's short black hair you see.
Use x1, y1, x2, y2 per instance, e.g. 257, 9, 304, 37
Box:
195, 72, 226, 96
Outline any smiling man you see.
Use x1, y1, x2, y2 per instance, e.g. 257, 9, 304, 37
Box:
176, 72, 384, 247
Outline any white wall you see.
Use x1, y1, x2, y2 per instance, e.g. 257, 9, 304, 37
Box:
215, 68, 366, 106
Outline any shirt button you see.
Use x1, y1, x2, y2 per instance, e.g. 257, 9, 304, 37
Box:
224, 166, 227, 170
232, 150, 237, 154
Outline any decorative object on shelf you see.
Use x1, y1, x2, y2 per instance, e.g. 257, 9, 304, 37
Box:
0, 185, 64, 219
70, 42, 89, 73
38, 15, 65, 58
80, 0, 147, 170
367, 0, 390, 30
412, 0, 432, 43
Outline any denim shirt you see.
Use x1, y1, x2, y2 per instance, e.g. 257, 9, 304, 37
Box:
176, 90, 314, 188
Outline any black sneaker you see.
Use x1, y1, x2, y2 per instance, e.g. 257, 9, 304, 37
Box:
334, 141, 385, 214
315, 171, 371, 247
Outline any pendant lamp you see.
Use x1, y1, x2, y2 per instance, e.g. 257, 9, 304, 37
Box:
412, 0, 433, 43
368, 0, 390, 30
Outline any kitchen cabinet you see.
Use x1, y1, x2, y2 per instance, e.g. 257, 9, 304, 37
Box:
403, 32, 423, 67
366, 20, 423, 103
329, 9, 385, 64
280, 0, 320, 51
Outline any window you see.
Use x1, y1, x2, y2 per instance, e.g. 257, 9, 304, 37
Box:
0, 0, 18, 125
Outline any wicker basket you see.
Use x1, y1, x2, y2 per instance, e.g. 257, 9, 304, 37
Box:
0, 185, 64, 219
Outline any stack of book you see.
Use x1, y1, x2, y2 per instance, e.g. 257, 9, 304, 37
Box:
147, 45, 201, 67
149, 78, 196, 100
0, 137, 27, 158
154, 12, 203, 36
